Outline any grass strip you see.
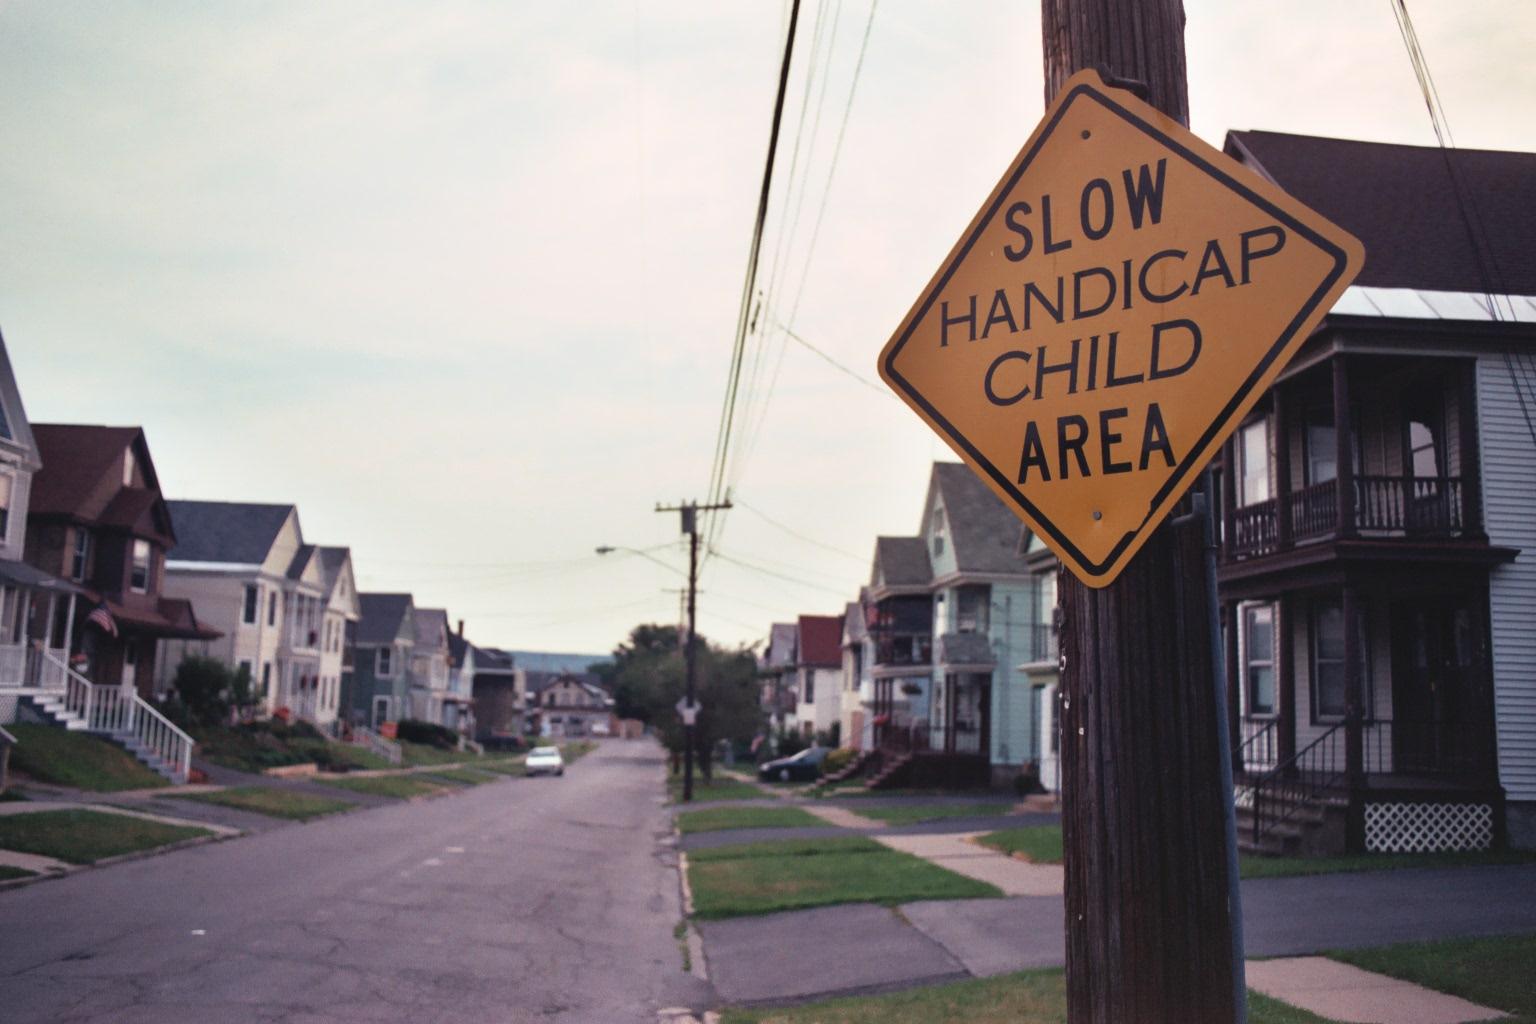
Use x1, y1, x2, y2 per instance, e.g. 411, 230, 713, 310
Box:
475, 759, 528, 776
5, 724, 168, 792
668, 776, 770, 804
1328, 933, 1536, 1021
976, 825, 1063, 864
398, 742, 466, 767
319, 775, 446, 800
855, 802, 1016, 826
0, 810, 210, 864
676, 806, 825, 834
687, 836, 999, 919
719, 966, 1333, 1023
166, 786, 355, 821
688, 836, 885, 862
423, 768, 496, 786
0, 865, 37, 880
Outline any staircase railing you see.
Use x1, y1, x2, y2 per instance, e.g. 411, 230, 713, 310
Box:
353, 725, 402, 765
45, 652, 194, 784
1237, 718, 1278, 773
1248, 720, 1347, 845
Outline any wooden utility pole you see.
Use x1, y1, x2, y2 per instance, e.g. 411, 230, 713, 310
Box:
656, 500, 731, 802
1043, 3, 1244, 1022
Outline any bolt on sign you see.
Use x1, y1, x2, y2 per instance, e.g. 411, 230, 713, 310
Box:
878, 69, 1364, 587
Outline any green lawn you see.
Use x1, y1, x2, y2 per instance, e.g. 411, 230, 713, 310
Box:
561, 741, 597, 761
398, 742, 466, 767
423, 767, 497, 786
318, 775, 446, 800
668, 775, 770, 804
0, 809, 211, 864
1239, 848, 1536, 879
719, 966, 1332, 1024
686, 836, 1000, 919
476, 759, 528, 777
855, 802, 1016, 826
1329, 933, 1536, 1022
166, 786, 356, 821
977, 825, 1063, 863
676, 806, 825, 834
0, 865, 37, 881
194, 724, 392, 774
5, 724, 168, 791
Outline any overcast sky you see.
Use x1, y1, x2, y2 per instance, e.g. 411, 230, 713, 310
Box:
3, 1, 1533, 656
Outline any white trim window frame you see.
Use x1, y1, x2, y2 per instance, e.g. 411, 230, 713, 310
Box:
376, 646, 393, 678
71, 528, 91, 582
1242, 602, 1277, 718
0, 469, 13, 545
129, 538, 152, 593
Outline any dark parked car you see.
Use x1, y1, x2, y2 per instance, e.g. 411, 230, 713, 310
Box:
758, 746, 829, 783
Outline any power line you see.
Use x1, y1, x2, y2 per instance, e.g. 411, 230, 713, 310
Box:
736, 497, 870, 562
777, 321, 899, 398
707, 547, 852, 597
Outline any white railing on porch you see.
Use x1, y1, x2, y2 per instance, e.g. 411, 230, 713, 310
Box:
0, 643, 71, 689
353, 725, 402, 765
43, 652, 194, 784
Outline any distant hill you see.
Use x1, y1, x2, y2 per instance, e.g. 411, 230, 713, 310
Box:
509, 650, 612, 674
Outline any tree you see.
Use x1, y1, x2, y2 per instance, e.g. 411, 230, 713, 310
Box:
604, 623, 764, 777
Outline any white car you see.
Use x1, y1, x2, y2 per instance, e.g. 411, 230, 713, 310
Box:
526, 746, 565, 777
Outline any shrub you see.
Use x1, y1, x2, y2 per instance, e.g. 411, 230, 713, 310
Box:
396, 719, 459, 750
172, 656, 236, 726
1014, 762, 1044, 796
821, 747, 857, 777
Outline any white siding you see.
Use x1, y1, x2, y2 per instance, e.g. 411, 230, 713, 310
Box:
1478, 356, 1536, 802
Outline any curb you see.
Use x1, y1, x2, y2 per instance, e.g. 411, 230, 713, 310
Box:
0, 828, 243, 893
671, 822, 708, 984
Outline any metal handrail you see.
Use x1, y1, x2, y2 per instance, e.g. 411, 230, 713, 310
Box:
1248, 720, 1346, 845
353, 725, 403, 765
1237, 718, 1278, 772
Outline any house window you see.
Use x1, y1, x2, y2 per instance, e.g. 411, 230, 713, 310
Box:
130, 539, 152, 593
956, 585, 990, 634
1305, 415, 1337, 486
1243, 604, 1276, 716
377, 647, 393, 677
931, 505, 947, 557
261, 662, 272, 696
243, 585, 259, 625
804, 670, 814, 704
0, 472, 12, 542
1238, 420, 1270, 506
268, 591, 278, 626
70, 529, 92, 582
1407, 417, 1442, 478
123, 450, 136, 487
1311, 601, 1370, 721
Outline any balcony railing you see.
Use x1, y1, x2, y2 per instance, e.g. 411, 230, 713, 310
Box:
873, 634, 932, 667
1022, 624, 1058, 666
1229, 476, 1468, 559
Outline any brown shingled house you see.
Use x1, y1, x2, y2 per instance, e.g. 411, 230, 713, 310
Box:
24, 424, 218, 700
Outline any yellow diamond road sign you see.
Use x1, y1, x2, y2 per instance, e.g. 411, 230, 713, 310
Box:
878, 70, 1365, 588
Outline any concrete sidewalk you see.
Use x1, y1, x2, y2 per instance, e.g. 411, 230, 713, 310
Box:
875, 831, 1063, 897
1247, 957, 1508, 1023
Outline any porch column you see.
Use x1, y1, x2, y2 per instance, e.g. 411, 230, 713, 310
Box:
61, 594, 78, 656
1333, 354, 1357, 539
1342, 583, 1366, 852
1458, 359, 1486, 539
946, 676, 957, 754
1278, 595, 1297, 765
1223, 602, 1241, 773
1220, 437, 1237, 560
1274, 383, 1294, 550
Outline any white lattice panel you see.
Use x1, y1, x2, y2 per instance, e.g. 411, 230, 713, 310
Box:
1364, 801, 1493, 853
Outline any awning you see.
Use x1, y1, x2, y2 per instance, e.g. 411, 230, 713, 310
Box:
104, 598, 222, 641
0, 559, 87, 596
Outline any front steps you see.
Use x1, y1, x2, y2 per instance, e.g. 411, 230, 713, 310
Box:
18, 693, 181, 783
1234, 780, 1348, 856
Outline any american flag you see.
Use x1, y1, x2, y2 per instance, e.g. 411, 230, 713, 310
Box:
85, 602, 117, 638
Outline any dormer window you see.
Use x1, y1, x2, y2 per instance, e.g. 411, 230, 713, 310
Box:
71, 529, 92, 582
123, 449, 137, 488
0, 472, 12, 542
931, 504, 947, 557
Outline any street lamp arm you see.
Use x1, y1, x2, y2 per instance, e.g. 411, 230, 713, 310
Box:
595, 544, 689, 580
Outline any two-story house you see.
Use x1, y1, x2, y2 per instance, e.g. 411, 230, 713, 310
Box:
536, 673, 614, 738
442, 621, 478, 735
1211, 131, 1536, 854
839, 595, 873, 751
761, 622, 799, 738
865, 536, 935, 756
316, 546, 361, 728
793, 614, 843, 743
351, 593, 415, 728
468, 646, 521, 741
0, 334, 84, 699
25, 425, 217, 699
409, 607, 451, 725
158, 502, 353, 724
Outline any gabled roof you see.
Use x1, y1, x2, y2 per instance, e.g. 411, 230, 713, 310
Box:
764, 622, 798, 669
31, 425, 175, 543
473, 646, 517, 673
796, 614, 843, 668
0, 331, 41, 472
357, 592, 413, 646
165, 501, 294, 565
926, 463, 1028, 575
447, 632, 468, 665
413, 607, 450, 651
842, 599, 868, 646
872, 536, 932, 587
1227, 130, 1536, 297
524, 669, 603, 695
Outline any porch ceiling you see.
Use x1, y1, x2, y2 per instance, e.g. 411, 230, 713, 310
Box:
1218, 538, 1516, 600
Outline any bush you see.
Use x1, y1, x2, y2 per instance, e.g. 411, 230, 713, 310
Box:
1014, 762, 1044, 796
821, 747, 857, 777
396, 719, 459, 749
482, 734, 527, 753
172, 656, 236, 726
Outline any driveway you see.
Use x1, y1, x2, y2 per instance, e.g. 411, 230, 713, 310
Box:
0, 739, 711, 1023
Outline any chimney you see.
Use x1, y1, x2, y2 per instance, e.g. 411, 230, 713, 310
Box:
457, 618, 465, 639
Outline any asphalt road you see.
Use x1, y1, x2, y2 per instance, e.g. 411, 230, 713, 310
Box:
0, 740, 710, 1024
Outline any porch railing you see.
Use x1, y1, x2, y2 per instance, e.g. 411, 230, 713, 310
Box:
1229, 475, 1467, 559
876, 720, 931, 756
1024, 623, 1059, 666
353, 725, 402, 766
1248, 720, 1346, 846
1238, 718, 1279, 773
0, 644, 72, 690
1362, 718, 1493, 778
44, 652, 194, 784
